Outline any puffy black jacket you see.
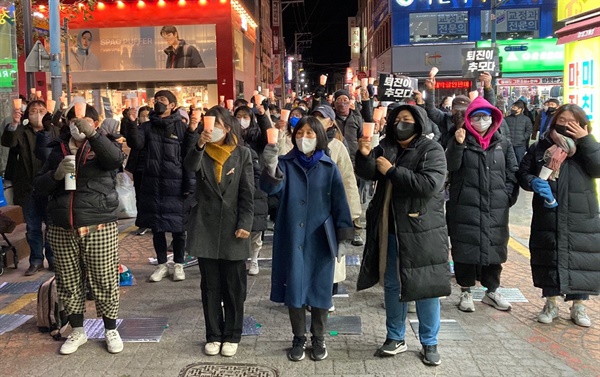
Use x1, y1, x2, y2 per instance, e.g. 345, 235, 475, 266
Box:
335, 109, 363, 166
355, 105, 451, 301
33, 131, 125, 229
164, 40, 205, 68
518, 135, 600, 295
126, 112, 196, 232
505, 113, 533, 147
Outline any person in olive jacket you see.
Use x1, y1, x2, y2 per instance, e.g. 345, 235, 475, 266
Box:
184, 106, 254, 358
33, 104, 126, 355
446, 97, 519, 314
518, 103, 600, 328
355, 104, 450, 366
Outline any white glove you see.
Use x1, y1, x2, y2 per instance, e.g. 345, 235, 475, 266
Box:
262, 143, 279, 176
337, 241, 350, 263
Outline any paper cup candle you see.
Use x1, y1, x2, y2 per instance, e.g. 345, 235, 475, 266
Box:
74, 102, 87, 118
226, 99, 234, 109
361, 78, 368, 88
320, 75, 327, 85
363, 122, 375, 139
46, 99, 56, 112
203, 116, 216, 132
13, 98, 21, 109
280, 109, 291, 122
266, 128, 279, 144
429, 67, 439, 78
368, 77, 375, 85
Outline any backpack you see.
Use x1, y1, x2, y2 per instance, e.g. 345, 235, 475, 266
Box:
36, 276, 67, 340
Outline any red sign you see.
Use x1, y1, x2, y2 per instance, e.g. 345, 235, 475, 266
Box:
435, 80, 471, 90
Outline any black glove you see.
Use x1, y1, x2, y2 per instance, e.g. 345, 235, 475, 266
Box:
42, 112, 53, 131
314, 85, 326, 99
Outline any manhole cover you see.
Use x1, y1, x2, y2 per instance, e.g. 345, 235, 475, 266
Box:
179, 363, 278, 377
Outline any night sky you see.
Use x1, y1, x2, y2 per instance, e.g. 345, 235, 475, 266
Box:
282, 0, 359, 80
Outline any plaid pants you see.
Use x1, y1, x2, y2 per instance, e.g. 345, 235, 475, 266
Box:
48, 222, 120, 319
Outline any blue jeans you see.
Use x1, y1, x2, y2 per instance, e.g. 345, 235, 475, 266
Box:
513, 145, 527, 165
23, 194, 53, 266
384, 234, 440, 346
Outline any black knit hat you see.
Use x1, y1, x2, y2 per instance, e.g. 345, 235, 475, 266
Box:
334, 89, 351, 101
154, 90, 177, 106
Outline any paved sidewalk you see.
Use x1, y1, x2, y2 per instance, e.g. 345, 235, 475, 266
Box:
0, 203, 599, 377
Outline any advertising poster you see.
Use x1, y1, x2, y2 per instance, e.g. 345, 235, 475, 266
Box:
564, 38, 599, 130
66, 24, 216, 72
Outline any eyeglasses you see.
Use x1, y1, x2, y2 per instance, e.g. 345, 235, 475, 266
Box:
470, 114, 491, 122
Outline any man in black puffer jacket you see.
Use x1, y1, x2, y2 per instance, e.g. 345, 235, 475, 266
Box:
126, 90, 196, 283
34, 104, 126, 355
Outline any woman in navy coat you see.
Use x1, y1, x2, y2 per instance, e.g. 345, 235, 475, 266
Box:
261, 116, 354, 362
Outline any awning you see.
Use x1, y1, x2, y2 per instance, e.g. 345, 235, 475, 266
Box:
556, 15, 600, 44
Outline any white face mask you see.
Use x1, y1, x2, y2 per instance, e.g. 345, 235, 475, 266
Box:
210, 127, 225, 143
29, 113, 42, 128
471, 118, 493, 133
69, 122, 87, 141
240, 118, 251, 129
297, 137, 317, 155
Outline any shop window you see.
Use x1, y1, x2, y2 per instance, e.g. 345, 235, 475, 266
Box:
481, 8, 540, 40
410, 12, 468, 43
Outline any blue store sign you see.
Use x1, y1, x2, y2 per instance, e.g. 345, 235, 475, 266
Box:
393, 0, 553, 11
373, 0, 390, 31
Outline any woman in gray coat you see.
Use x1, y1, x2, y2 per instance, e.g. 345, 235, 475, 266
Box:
184, 106, 255, 358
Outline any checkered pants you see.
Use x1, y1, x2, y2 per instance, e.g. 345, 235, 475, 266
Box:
48, 222, 120, 319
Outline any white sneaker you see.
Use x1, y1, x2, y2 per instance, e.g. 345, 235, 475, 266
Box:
248, 260, 259, 276
407, 301, 416, 313
570, 303, 591, 327
538, 299, 559, 324
172, 263, 185, 281
105, 329, 124, 354
204, 341, 221, 356
482, 291, 512, 311
458, 291, 475, 312
60, 330, 88, 355
149, 263, 169, 282
328, 305, 335, 312
221, 342, 238, 357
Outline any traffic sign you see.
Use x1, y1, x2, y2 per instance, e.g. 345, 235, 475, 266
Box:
24, 41, 51, 72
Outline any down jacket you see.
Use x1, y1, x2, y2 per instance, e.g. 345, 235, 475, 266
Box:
126, 112, 196, 232
355, 105, 451, 301
518, 133, 600, 295
446, 97, 519, 266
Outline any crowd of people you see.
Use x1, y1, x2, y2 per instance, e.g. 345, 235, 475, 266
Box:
3, 71, 599, 365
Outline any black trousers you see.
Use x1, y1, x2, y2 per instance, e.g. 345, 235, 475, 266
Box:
289, 307, 328, 338
454, 262, 502, 292
153, 231, 186, 264
198, 258, 247, 343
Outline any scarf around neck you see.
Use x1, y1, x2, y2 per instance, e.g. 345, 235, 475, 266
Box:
543, 130, 577, 180
205, 138, 237, 184
294, 148, 324, 170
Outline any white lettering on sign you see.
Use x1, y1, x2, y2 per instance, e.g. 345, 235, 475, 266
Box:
100, 38, 154, 46
578, 28, 595, 38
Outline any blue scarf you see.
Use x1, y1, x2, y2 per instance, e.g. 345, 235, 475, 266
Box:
294, 148, 324, 170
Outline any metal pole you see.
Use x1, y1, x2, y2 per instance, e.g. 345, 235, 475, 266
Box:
49, 0, 62, 104
21, 0, 35, 96
63, 18, 71, 104
491, 0, 497, 48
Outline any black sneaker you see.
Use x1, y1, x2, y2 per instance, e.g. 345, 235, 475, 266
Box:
421, 344, 441, 366
311, 336, 328, 361
351, 234, 364, 246
379, 338, 407, 356
288, 336, 306, 362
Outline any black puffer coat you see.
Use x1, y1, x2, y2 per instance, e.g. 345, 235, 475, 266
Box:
355, 105, 451, 301
518, 134, 600, 295
126, 112, 196, 232
33, 130, 125, 228
446, 99, 519, 265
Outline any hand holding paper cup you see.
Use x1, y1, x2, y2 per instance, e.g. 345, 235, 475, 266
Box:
280, 109, 291, 122
226, 99, 234, 109
363, 122, 375, 140
320, 75, 327, 86
74, 102, 87, 118
469, 91, 479, 101
539, 166, 553, 180
254, 94, 265, 105
266, 128, 279, 145
219, 95, 225, 103
13, 98, 21, 109
361, 78, 368, 88
429, 67, 439, 78
46, 99, 56, 113
368, 77, 375, 85
203, 116, 216, 132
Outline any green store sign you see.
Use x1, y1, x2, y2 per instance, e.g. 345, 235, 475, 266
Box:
477, 38, 564, 74
0, 59, 17, 89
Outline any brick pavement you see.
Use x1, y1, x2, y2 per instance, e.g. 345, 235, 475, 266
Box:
0, 206, 599, 377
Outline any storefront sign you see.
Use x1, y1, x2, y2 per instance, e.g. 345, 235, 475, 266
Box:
462, 48, 498, 78
272, 26, 280, 55
373, 0, 390, 31
391, 43, 475, 75
564, 37, 599, 126
0, 58, 17, 89
497, 77, 563, 86
394, 0, 552, 11
477, 39, 564, 73
351, 27, 360, 58
271, 0, 280, 27
558, 0, 600, 22
435, 80, 471, 90
378, 73, 417, 102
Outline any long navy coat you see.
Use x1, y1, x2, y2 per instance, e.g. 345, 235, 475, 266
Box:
260, 150, 354, 309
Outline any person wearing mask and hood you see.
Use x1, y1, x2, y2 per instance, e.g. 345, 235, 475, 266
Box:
260, 116, 354, 362
33, 104, 126, 355
505, 100, 533, 163
70, 30, 100, 71
312, 105, 362, 310
126, 90, 196, 282
518, 104, 600, 328
184, 106, 254, 357
2, 100, 60, 275
446, 97, 519, 313
355, 104, 450, 366
533, 98, 560, 140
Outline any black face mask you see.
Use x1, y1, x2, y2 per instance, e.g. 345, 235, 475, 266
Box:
510, 110, 518, 116
154, 102, 168, 115
547, 107, 557, 114
395, 121, 416, 141
555, 124, 569, 137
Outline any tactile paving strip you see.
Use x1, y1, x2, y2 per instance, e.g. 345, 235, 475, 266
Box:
84, 317, 167, 342
242, 316, 261, 336
410, 319, 471, 341
471, 287, 528, 302
0, 314, 33, 335
305, 315, 362, 335
0, 281, 44, 295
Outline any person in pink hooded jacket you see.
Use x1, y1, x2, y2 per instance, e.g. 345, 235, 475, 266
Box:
445, 96, 519, 313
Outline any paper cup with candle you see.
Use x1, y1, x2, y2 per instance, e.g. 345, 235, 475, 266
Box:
280, 109, 291, 122
226, 99, 234, 109
429, 67, 439, 78
320, 75, 327, 86
219, 95, 225, 103
74, 102, 87, 118
373, 108, 383, 122
266, 128, 279, 145
368, 77, 375, 85
203, 116, 216, 132
36, 90, 42, 98
124, 99, 131, 108
46, 99, 56, 112
469, 91, 479, 101
30, 88, 36, 94
254, 94, 264, 106
363, 122, 375, 139
539, 166, 553, 180
131, 97, 139, 108
13, 98, 21, 109
361, 78, 368, 88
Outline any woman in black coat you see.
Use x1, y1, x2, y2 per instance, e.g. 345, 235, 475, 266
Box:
355, 104, 450, 366
518, 103, 600, 328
